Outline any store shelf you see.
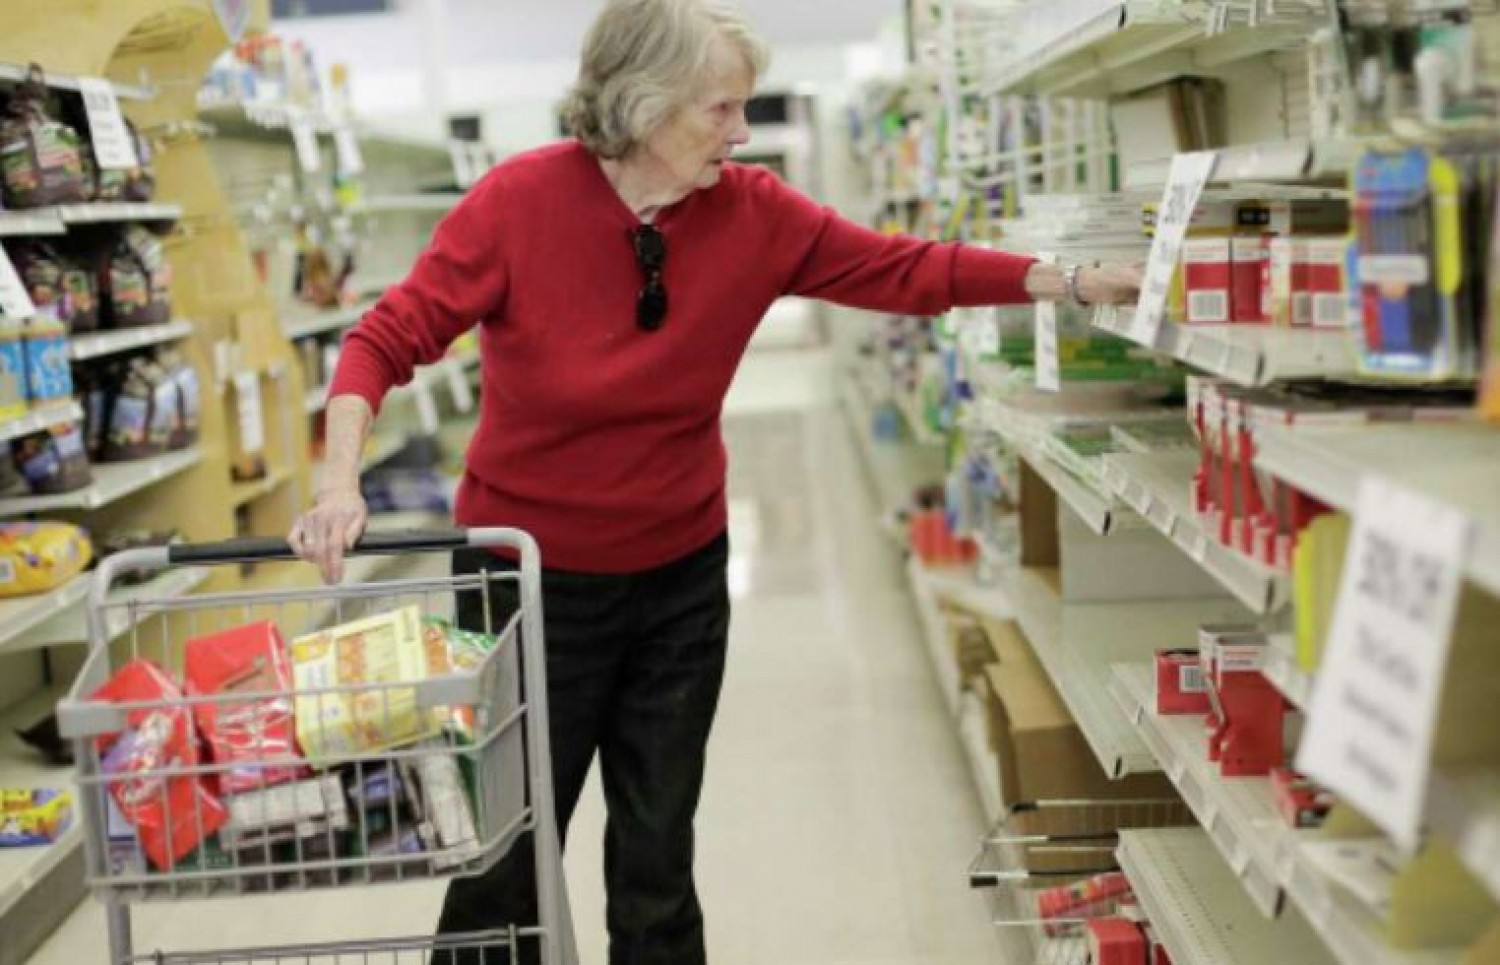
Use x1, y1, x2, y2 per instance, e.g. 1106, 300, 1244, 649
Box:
1111, 662, 1289, 915
283, 298, 376, 341
353, 194, 464, 215
0, 401, 84, 445
0, 578, 91, 654
0, 62, 152, 100
69, 320, 194, 361
959, 691, 1004, 824
1118, 828, 1336, 965
1102, 450, 1290, 614
1124, 138, 1368, 191
23, 565, 212, 647
991, 568, 1244, 778
0, 686, 84, 955
838, 372, 943, 518
893, 388, 944, 447
230, 465, 295, 508
0, 212, 66, 236
1255, 422, 1500, 599
1263, 633, 1314, 710
199, 101, 331, 140
1022, 447, 1117, 536
981, 1, 1320, 98
0, 448, 201, 517
906, 556, 966, 719
54, 203, 182, 224
1093, 306, 1360, 386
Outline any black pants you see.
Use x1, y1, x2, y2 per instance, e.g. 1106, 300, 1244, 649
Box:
437, 533, 731, 965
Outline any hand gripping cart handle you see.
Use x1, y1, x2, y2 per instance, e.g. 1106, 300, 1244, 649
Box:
55, 527, 577, 965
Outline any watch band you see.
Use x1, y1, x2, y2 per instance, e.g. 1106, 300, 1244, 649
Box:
1064, 264, 1088, 306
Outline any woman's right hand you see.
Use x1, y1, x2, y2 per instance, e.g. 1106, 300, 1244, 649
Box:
289, 486, 369, 584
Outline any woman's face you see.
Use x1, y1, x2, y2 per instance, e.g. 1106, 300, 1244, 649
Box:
640, 36, 754, 192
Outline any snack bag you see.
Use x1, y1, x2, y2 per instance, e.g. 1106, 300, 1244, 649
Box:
0, 522, 92, 597
183, 621, 305, 794
90, 660, 227, 870
0, 788, 73, 847
421, 617, 500, 740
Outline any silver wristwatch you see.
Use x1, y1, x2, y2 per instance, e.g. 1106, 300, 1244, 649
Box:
1064, 264, 1088, 306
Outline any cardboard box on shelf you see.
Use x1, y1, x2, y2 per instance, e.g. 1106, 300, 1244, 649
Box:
945, 611, 992, 689
980, 616, 1034, 668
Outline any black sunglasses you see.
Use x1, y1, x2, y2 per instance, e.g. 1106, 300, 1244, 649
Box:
632, 225, 668, 331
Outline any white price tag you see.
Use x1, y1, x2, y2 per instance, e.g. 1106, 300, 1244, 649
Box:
1296, 478, 1472, 851
448, 142, 476, 189
445, 358, 475, 414
79, 78, 138, 170
333, 124, 364, 177
233, 373, 266, 454
977, 315, 1001, 357
1131, 151, 1218, 345
291, 114, 321, 174
1034, 301, 1060, 392
0, 246, 36, 320
414, 383, 441, 436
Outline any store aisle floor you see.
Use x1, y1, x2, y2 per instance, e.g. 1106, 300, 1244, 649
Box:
26, 347, 999, 965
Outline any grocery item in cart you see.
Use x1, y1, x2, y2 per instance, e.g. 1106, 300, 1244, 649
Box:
221, 773, 349, 851
404, 749, 479, 867
0, 521, 91, 597
91, 660, 228, 870
183, 621, 306, 794
422, 616, 500, 740
0, 788, 73, 847
289, 605, 452, 760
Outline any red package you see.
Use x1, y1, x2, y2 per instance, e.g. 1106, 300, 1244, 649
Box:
184, 621, 304, 794
1087, 918, 1148, 965
91, 660, 227, 870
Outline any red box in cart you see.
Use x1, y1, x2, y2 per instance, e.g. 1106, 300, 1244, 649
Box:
1087, 918, 1149, 965
1182, 239, 1232, 323
1231, 236, 1267, 323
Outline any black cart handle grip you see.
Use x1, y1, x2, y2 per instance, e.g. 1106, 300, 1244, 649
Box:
167, 528, 473, 566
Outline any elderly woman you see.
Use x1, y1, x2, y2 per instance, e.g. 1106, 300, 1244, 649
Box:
291, 0, 1139, 960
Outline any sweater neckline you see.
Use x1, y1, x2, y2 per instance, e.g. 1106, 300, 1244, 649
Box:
577, 142, 694, 229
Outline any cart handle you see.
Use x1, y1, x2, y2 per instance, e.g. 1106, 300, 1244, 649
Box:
164, 527, 509, 566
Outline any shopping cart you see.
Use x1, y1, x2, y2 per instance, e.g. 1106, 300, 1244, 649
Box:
968, 799, 1191, 964
55, 528, 576, 965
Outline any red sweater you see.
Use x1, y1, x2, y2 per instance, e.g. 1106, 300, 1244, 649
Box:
331, 141, 1036, 573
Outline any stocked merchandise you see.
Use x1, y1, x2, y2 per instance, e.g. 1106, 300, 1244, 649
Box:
11, 422, 92, 494
9, 241, 99, 333
97, 226, 172, 328
0, 788, 73, 847
0, 66, 90, 208
78, 349, 201, 463
0, 521, 91, 597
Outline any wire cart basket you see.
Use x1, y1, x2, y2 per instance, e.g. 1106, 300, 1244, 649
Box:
55, 528, 577, 965
968, 799, 1192, 964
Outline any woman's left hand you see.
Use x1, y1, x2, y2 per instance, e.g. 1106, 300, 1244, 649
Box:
1078, 263, 1144, 306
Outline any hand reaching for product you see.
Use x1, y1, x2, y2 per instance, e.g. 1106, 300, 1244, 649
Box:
289, 487, 369, 584
1024, 261, 1145, 306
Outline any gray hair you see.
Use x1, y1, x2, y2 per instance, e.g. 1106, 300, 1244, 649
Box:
561, 0, 770, 159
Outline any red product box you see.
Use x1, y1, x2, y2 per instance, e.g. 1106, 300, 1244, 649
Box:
1303, 238, 1348, 329
1155, 649, 1210, 715
1182, 238, 1232, 324
1231, 236, 1268, 323
91, 660, 229, 870
1271, 766, 1336, 828
1087, 918, 1149, 965
1212, 635, 1285, 777
184, 620, 306, 795
1038, 872, 1133, 935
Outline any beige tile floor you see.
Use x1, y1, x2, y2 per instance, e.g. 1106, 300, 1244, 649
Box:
25, 347, 1000, 965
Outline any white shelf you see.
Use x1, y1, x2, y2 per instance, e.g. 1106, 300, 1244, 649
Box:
959, 691, 1004, 824
230, 465, 296, 508
986, 568, 1243, 777
199, 101, 331, 140
0, 686, 82, 927
1125, 139, 1367, 191
1102, 450, 1290, 614
0, 448, 201, 517
1119, 828, 1337, 965
0, 402, 84, 445
69, 321, 194, 361
54, 203, 181, 224
283, 299, 375, 342
1093, 307, 1360, 386
0, 578, 91, 654
1255, 422, 1500, 599
982, 1, 1322, 98
1023, 447, 1117, 536
838, 372, 943, 517
354, 194, 463, 214
1263, 632, 1314, 710
906, 556, 965, 720
24, 565, 211, 648
0, 62, 152, 100
1110, 663, 1464, 965
0, 212, 66, 236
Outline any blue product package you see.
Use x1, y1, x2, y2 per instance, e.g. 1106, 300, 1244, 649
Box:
23, 323, 72, 403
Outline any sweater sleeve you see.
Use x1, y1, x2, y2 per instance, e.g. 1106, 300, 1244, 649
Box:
327, 170, 509, 414
767, 174, 1036, 313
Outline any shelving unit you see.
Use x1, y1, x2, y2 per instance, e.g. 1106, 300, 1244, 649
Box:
283, 298, 378, 341
1102, 450, 1290, 614
24, 565, 212, 648
1118, 827, 1336, 965
68, 320, 194, 361
1256, 423, 1500, 598
0, 579, 92, 654
230, 464, 296, 509
354, 194, 464, 214
0, 401, 85, 445
1124, 138, 1368, 191
1093, 306, 1360, 386
0, 448, 202, 517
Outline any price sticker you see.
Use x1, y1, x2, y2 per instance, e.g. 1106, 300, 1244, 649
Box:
1034, 301, 1060, 392
448, 142, 476, 189
976, 312, 1001, 358
233, 373, 265, 454
333, 123, 364, 177
0, 246, 37, 320
291, 113, 321, 174
79, 78, 138, 170
1296, 477, 1472, 851
1131, 151, 1218, 345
